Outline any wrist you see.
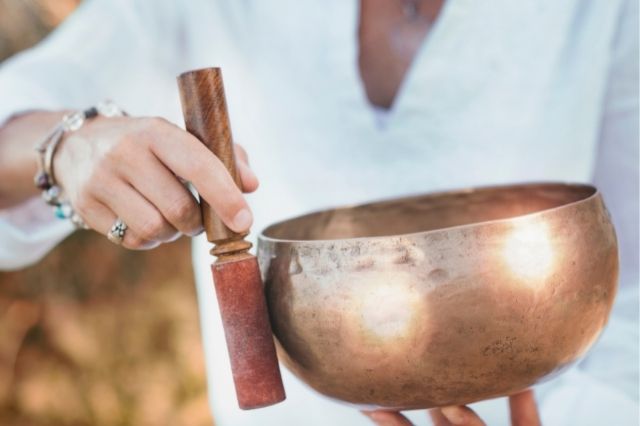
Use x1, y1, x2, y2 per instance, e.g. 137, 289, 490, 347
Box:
0, 111, 66, 207
34, 101, 126, 227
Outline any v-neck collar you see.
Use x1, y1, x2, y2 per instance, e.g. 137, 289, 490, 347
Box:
344, 0, 465, 133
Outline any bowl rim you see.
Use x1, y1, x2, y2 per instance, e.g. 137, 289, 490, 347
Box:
258, 181, 599, 245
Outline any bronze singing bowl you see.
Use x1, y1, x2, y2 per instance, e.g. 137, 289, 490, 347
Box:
257, 183, 618, 409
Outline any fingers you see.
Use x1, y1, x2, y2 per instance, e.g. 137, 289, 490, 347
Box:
77, 198, 159, 250
95, 179, 179, 246
234, 143, 249, 164
234, 144, 259, 193
149, 120, 253, 232
509, 390, 541, 426
439, 406, 486, 426
123, 152, 203, 236
58, 115, 259, 246
360, 393, 537, 426
362, 410, 413, 426
429, 408, 454, 426
358, 392, 536, 426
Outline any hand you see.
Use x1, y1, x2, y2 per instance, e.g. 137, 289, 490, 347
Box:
54, 115, 258, 249
362, 389, 541, 426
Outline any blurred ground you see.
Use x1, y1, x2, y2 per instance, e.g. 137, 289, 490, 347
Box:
0, 2, 213, 425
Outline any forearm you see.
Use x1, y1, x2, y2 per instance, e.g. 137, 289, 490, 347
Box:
0, 111, 65, 208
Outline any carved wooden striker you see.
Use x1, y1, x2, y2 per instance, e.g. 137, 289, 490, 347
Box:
177, 68, 285, 409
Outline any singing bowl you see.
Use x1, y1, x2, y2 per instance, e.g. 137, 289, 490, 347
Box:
257, 183, 618, 409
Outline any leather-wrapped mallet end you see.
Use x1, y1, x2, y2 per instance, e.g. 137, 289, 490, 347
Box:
212, 254, 286, 409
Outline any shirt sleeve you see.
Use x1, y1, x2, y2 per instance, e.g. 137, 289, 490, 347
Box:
537, 0, 639, 423
0, 0, 185, 269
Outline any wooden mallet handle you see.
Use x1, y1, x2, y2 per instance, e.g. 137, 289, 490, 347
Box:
177, 68, 286, 409
177, 67, 245, 247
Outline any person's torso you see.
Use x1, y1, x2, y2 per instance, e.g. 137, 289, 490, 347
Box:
129, 1, 624, 424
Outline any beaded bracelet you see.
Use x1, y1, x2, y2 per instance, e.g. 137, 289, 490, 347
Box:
34, 100, 125, 228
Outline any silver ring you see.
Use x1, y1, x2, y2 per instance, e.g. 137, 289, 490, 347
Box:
107, 218, 127, 245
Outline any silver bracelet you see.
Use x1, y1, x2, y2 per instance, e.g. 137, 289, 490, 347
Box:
35, 100, 126, 229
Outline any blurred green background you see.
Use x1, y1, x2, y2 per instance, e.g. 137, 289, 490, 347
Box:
0, 1, 213, 425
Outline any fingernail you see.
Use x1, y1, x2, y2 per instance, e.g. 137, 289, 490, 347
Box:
441, 406, 465, 424
187, 226, 205, 237
232, 208, 253, 231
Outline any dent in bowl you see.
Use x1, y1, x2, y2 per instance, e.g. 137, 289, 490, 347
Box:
258, 183, 618, 409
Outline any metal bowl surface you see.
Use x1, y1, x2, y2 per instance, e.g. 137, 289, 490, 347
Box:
257, 183, 618, 409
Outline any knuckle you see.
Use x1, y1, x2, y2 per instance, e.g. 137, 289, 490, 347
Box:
103, 138, 133, 167
137, 117, 169, 149
166, 197, 197, 224
138, 213, 167, 241
96, 144, 116, 167
119, 133, 139, 151
141, 116, 167, 129
120, 134, 146, 158
137, 117, 165, 138
102, 137, 147, 177
124, 234, 150, 250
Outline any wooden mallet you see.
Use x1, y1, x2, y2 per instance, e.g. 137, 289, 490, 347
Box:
177, 67, 286, 409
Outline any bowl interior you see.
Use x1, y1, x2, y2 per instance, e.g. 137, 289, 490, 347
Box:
261, 183, 595, 241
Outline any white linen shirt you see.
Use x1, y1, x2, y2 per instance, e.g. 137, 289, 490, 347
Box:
0, 1, 637, 425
